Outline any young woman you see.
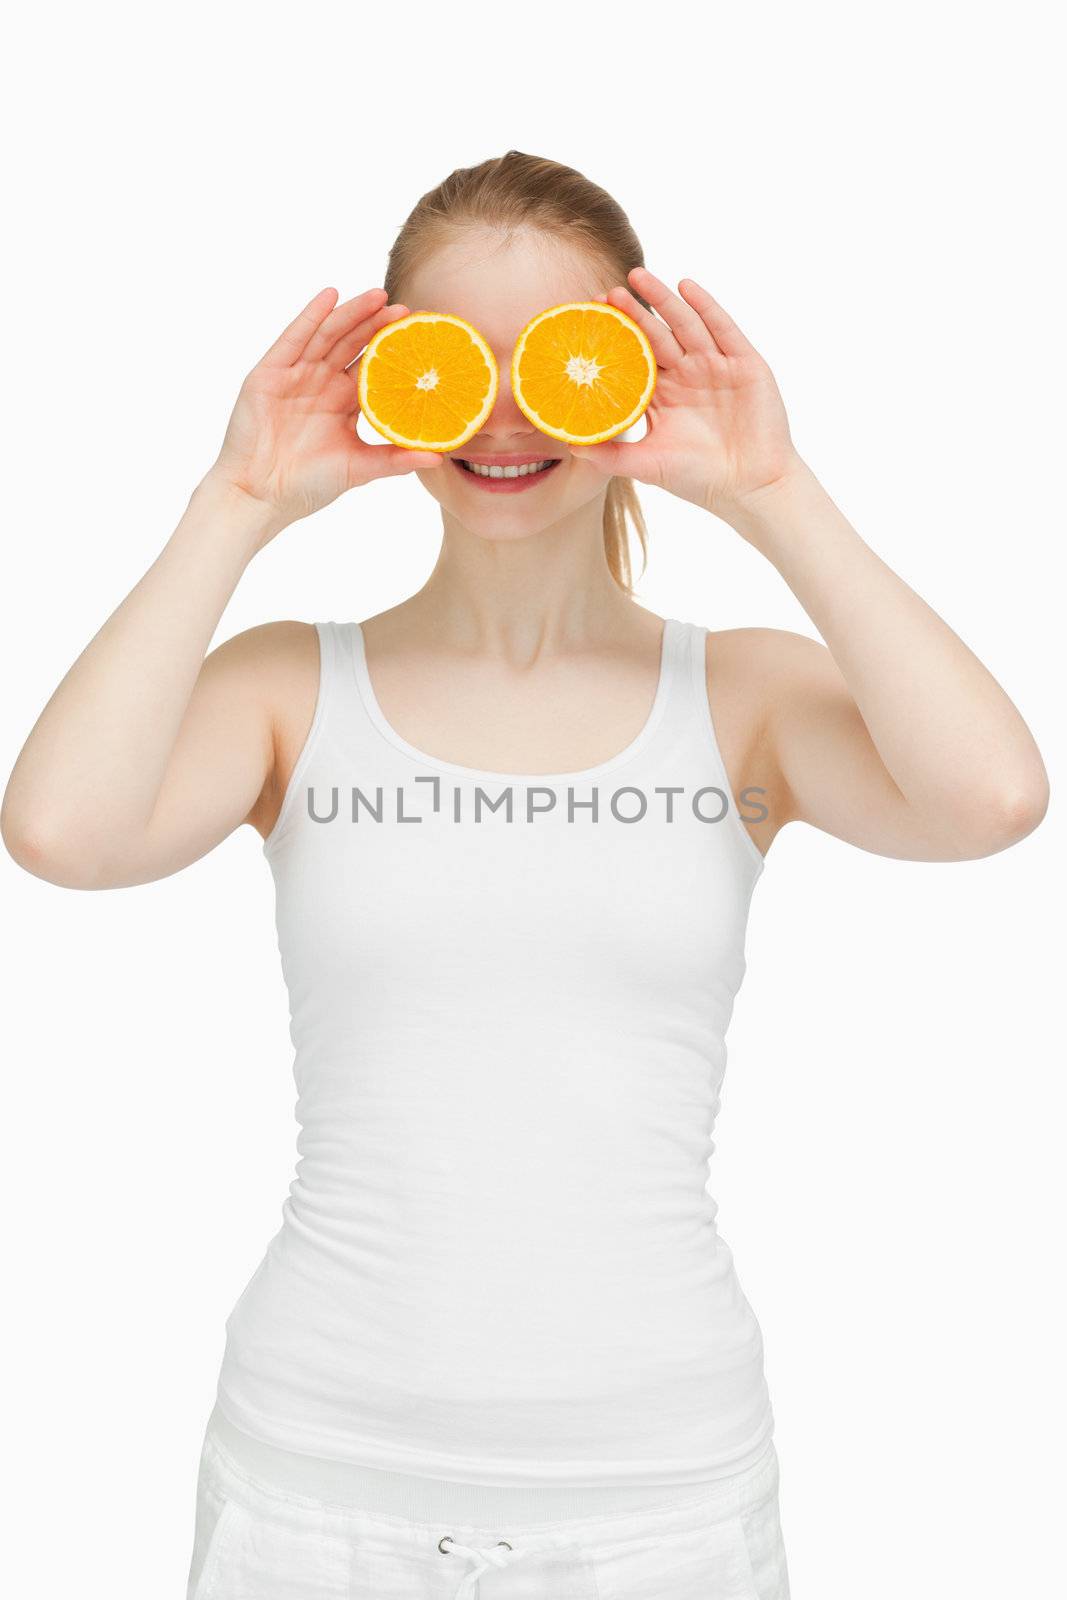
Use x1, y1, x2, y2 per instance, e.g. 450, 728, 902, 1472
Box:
2, 151, 1048, 1600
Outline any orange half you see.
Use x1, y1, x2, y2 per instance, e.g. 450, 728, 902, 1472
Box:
357, 312, 499, 451
511, 302, 656, 445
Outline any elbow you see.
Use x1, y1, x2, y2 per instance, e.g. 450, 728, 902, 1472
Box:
3, 758, 136, 887
953, 769, 1050, 859
991, 772, 1050, 847
1, 780, 56, 879
1, 804, 115, 890
3, 828, 61, 884
0, 797, 44, 875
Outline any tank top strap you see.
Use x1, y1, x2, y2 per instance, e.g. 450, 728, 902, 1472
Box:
661, 618, 766, 876
314, 618, 373, 740
653, 616, 717, 750
313, 617, 342, 684
259, 621, 348, 857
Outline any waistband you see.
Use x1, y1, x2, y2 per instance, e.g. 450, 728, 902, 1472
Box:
205, 1399, 778, 1530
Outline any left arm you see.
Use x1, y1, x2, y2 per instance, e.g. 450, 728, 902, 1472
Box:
576, 268, 1049, 861
720, 463, 1049, 859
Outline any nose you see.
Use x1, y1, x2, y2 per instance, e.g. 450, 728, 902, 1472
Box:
484, 359, 536, 436
462, 368, 562, 457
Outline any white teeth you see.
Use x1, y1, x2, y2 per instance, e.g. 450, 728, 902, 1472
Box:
462, 459, 556, 479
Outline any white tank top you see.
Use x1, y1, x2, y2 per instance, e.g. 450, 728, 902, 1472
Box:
214, 615, 774, 1490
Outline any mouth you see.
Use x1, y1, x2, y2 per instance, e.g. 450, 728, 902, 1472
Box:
450, 452, 564, 493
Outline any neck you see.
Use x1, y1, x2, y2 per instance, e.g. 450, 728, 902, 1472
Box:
407, 494, 637, 655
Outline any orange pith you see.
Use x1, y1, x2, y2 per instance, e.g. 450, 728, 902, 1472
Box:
357, 312, 499, 451
511, 302, 656, 445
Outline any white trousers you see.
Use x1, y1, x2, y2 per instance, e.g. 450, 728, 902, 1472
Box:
187, 1412, 791, 1600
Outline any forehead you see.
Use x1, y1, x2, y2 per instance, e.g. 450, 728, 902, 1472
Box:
400, 226, 610, 345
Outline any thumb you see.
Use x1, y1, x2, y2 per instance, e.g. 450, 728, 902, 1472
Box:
569, 439, 629, 476
377, 447, 444, 477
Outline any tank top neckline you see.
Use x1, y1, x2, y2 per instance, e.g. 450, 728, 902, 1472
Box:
348, 615, 682, 786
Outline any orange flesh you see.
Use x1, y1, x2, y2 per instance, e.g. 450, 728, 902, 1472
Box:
515, 308, 653, 438
362, 317, 496, 448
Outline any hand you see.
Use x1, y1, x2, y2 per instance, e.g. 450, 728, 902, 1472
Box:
572, 267, 803, 520
207, 286, 443, 534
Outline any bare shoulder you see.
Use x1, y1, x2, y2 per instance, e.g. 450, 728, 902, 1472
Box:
204, 620, 320, 838
705, 625, 841, 722
704, 625, 831, 683
702, 626, 835, 852
202, 618, 320, 721
205, 617, 318, 676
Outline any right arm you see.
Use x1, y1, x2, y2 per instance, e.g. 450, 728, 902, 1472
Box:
1, 284, 442, 889
3, 479, 284, 888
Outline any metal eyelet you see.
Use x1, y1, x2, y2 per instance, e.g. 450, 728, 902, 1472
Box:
438, 1536, 513, 1555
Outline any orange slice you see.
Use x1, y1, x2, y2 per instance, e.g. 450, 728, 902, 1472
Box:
357, 312, 499, 451
511, 302, 656, 445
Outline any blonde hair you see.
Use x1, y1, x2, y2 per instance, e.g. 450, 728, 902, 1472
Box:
383, 150, 652, 595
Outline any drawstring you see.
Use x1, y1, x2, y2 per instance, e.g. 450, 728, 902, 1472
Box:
438, 1533, 526, 1597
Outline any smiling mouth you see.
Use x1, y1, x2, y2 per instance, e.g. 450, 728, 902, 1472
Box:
453, 457, 563, 480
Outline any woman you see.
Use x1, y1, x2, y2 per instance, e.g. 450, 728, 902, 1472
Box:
1, 151, 1048, 1600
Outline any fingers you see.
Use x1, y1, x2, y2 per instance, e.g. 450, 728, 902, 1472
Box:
676, 277, 755, 359
600, 282, 685, 369
333, 303, 413, 375
623, 267, 731, 361
257, 286, 341, 369
305, 288, 396, 367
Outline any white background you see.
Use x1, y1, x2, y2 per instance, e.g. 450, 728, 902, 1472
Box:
2, 3, 1063, 1596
